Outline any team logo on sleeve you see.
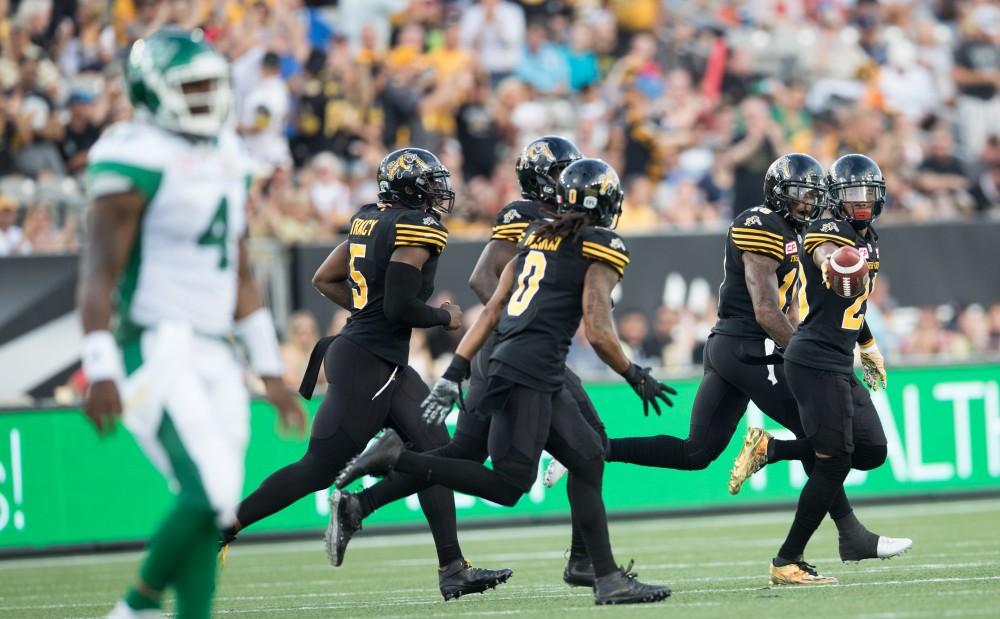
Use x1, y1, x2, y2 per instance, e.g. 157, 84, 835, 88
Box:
422, 216, 437, 226
744, 215, 762, 227
502, 209, 521, 224
751, 206, 773, 214
610, 237, 627, 252
386, 152, 430, 179
820, 222, 839, 233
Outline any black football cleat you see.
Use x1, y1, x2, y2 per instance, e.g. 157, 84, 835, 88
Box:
562, 555, 595, 587
439, 559, 513, 601
325, 490, 363, 567
335, 429, 405, 489
840, 531, 913, 562
593, 567, 670, 605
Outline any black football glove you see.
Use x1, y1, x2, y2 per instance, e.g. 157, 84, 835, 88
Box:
620, 363, 677, 416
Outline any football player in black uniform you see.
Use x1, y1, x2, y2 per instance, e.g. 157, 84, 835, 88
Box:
327, 136, 610, 587
599, 154, 907, 564
220, 148, 512, 599
336, 159, 674, 605
758, 154, 909, 584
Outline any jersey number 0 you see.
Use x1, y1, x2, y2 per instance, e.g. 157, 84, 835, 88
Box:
508, 251, 547, 316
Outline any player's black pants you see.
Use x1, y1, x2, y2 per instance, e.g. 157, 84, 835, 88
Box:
607, 333, 854, 520
234, 336, 463, 566
392, 371, 618, 577
777, 361, 888, 560
356, 344, 608, 561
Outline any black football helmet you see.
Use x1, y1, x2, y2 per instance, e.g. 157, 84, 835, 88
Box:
377, 147, 455, 216
556, 158, 624, 228
763, 153, 827, 229
827, 153, 885, 230
515, 135, 583, 203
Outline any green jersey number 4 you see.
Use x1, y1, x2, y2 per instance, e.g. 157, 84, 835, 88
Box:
197, 198, 229, 268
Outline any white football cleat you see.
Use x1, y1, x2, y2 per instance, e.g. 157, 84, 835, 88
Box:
543, 458, 568, 488
876, 536, 913, 559
107, 600, 163, 618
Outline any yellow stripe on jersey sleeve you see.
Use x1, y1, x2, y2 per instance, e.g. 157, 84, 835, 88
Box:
582, 250, 626, 276
732, 240, 784, 261
731, 226, 783, 241
394, 233, 447, 249
803, 233, 853, 250
395, 223, 448, 240
731, 231, 784, 247
490, 222, 529, 241
581, 241, 629, 266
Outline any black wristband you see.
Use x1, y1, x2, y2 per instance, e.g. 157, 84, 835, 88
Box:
442, 355, 471, 382
619, 362, 641, 383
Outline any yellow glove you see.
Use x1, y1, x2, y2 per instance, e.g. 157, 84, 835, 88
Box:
859, 341, 887, 391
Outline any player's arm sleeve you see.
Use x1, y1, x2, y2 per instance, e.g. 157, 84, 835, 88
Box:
730, 213, 786, 262
393, 212, 449, 255
802, 220, 855, 254
581, 229, 630, 279
489, 206, 531, 242
857, 319, 874, 347
383, 261, 452, 327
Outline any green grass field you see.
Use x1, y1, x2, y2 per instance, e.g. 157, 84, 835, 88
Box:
2, 497, 999, 619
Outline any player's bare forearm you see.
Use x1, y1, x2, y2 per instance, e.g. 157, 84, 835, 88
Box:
469, 239, 518, 305
234, 239, 265, 320
78, 192, 144, 333
456, 259, 516, 359
583, 262, 630, 374
811, 241, 839, 268
312, 241, 353, 309
743, 252, 795, 349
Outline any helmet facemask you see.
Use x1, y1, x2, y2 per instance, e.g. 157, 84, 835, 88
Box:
774, 181, 826, 228
421, 169, 456, 217
831, 182, 885, 229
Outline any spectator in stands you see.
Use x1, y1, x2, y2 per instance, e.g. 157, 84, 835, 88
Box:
0, 196, 24, 257
724, 97, 786, 216
459, 0, 525, 85
305, 152, 353, 234
18, 202, 77, 255
515, 22, 570, 96
561, 22, 600, 93
12, 54, 65, 177
280, 310, 322, 390
915, 126, 975, 219
239, 51, 292, 170
952, 6, 1000, 159
58, 91, 105, 176
617, 308, 658, 366
455, 75, 502, 182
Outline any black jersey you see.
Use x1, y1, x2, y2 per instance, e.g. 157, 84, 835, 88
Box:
784, 218, 880, 374
713, 205, 801, 339
489, 199, 551, 243
338, 203, 448, 366
490, 223, 630, 390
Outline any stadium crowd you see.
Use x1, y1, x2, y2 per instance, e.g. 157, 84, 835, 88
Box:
1, 0, 998, 388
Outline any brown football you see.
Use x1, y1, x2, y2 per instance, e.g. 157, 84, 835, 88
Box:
828, 246, 869, 298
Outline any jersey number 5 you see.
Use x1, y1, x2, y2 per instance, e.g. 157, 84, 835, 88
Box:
508, 251, 547, 316
349, 243, 369, 309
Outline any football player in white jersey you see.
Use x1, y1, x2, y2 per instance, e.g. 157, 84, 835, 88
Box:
77, 29, 305, 619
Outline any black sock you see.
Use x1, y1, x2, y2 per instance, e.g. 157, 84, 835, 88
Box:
395, 451, 524, 507
237, 434, 356, 529
778, 455, 851, 560
768, 438, 814, 464
567, 498, 589, 561
606, 436, 690, 469
567, 467, 616, 578
414, 484, 464, 567
357, 473, 431, 519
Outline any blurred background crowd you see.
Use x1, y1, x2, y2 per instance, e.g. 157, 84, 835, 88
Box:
0, 0, 998, 391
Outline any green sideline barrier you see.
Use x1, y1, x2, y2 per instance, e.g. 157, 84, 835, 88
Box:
1, 364, 998, 551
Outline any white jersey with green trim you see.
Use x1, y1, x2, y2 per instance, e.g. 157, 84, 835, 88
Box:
86, 121, 251, 338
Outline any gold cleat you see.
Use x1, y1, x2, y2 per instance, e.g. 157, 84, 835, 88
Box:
728, 427, 772, 495
219, 543, 230, 567
769, 561, 838, 585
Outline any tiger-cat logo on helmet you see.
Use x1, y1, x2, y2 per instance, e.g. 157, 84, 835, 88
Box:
386, 152, 430, 179
524, 142, 556, 167
596, 172, 619, 196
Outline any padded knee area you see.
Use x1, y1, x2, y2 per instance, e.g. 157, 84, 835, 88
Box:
852, 444, 888, 471
815, 453, 852, 483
